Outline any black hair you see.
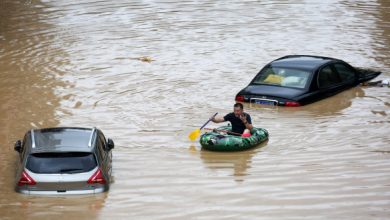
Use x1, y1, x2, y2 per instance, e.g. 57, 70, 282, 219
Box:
234, 102, 243, 110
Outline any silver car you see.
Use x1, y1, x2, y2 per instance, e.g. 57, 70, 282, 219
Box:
14, 127, 114, 195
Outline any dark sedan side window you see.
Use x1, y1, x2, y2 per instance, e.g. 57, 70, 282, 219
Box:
318, 66, 341, 88
334, 63, 356, 83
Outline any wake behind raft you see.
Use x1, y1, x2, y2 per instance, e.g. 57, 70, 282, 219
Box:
200, 125, 269, 152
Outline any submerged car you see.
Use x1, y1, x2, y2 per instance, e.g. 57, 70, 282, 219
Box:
235, 55, 381, 106
14, 127, 114, 195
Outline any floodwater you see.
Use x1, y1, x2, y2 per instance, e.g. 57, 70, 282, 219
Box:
0, 0, 389, 219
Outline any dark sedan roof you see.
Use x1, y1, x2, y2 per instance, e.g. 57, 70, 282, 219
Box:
271, 55, 341, 71
30, 127, 95, 153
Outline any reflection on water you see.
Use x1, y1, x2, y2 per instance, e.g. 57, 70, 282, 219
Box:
247, 87, 366, 117
1, 0, 390, 219
1, 194, 106, 220
199, 141, 269, 182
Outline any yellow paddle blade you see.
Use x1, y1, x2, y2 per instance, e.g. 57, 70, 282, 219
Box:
188, 129, 201, 141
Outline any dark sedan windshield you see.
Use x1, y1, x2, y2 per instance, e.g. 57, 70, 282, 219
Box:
26, 152, 97, 174
252, 67, 311, 89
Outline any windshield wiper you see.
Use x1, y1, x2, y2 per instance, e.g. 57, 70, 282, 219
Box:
59, 168, 84, 173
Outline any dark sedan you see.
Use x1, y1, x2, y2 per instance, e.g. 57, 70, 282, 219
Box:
235, 55, 381, 106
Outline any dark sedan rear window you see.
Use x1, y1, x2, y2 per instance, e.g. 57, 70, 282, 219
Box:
26, 152, 97, 174
253, 67, 311, 89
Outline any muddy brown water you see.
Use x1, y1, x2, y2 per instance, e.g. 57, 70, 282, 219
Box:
1, 0, 390, 219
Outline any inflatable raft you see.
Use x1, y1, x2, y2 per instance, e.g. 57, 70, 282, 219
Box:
200, 126, 269, 152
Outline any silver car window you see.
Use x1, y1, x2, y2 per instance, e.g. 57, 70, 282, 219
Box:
96, 135, 106, 162
26, 152, 97, 174
33, 128, 91, 149
21, 133, 31, 161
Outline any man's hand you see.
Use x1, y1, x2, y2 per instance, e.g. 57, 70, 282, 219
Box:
240, 114, 248, 124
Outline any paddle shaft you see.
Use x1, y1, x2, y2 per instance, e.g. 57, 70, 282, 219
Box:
199, 113, 218, 130
204, 128, 242, 136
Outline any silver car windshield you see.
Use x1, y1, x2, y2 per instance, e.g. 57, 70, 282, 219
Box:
253, 67, 311, 89
33, 128, 92, 149
26, 152, 97, 174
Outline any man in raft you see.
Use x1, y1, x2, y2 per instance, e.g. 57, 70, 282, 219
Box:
211, 103, 253, 137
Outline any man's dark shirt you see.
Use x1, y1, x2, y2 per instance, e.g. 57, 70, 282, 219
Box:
223, 112, 252, 134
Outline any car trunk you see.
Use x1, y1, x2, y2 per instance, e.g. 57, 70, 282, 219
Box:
242, 84, 307, 100
23, 152, 99, 193
24, 169, 97, 192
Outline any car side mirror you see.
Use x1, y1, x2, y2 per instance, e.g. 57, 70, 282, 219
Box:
106, 138, 114, 151
14, 140, 22, 152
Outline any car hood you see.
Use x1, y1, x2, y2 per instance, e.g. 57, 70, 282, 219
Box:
239, 84, 307, 100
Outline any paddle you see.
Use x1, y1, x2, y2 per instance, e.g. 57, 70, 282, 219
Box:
188, 112, 218, 141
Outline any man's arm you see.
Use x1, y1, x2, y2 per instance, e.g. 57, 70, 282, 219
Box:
211, 116, 225, 123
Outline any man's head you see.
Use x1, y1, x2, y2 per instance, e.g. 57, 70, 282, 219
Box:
233, 103, 244, 117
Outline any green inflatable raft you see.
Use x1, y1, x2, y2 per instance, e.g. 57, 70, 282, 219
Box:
199, 126, 269, 152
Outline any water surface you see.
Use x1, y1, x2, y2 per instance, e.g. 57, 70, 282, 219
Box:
0, 0, 389, 219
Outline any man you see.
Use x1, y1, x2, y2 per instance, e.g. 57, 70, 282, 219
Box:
211, 103, 253, 137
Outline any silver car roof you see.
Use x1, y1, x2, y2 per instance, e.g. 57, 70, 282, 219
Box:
30, 127, 96, 153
